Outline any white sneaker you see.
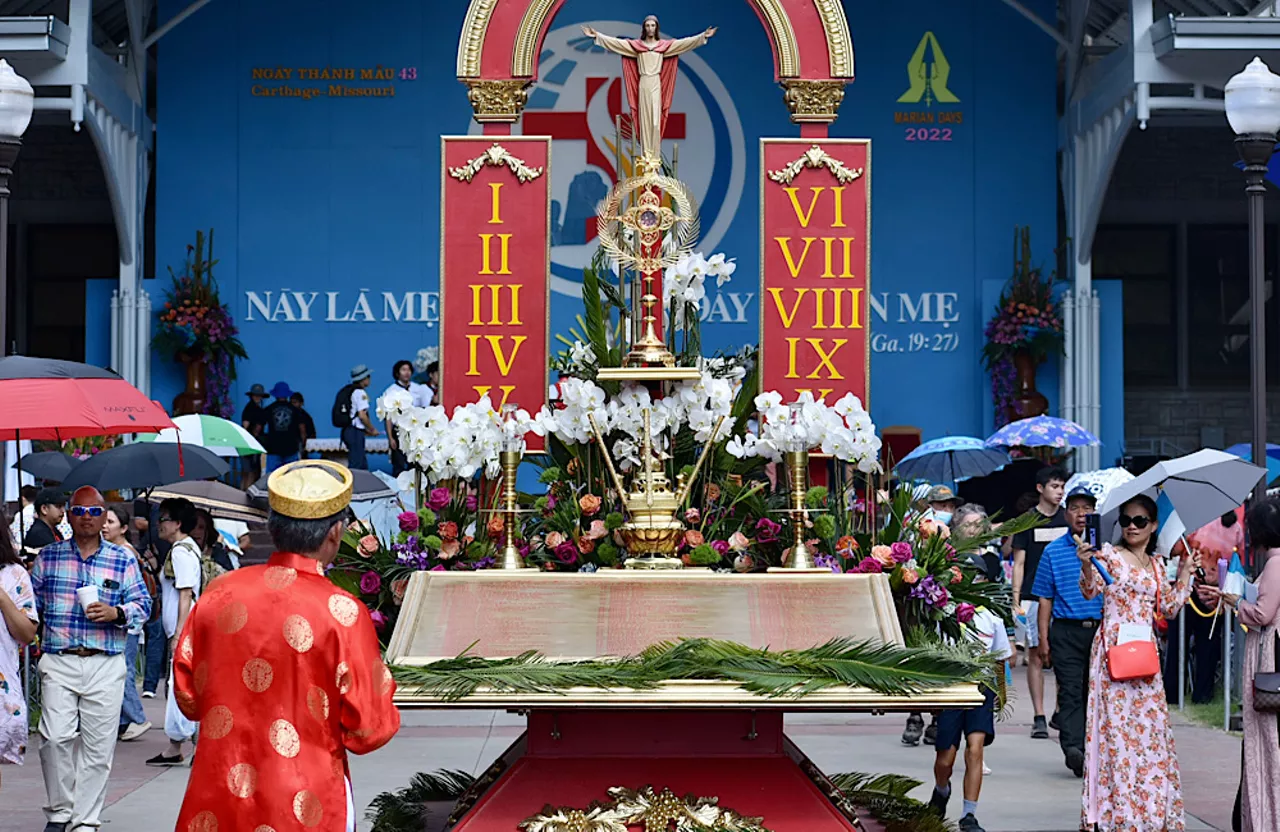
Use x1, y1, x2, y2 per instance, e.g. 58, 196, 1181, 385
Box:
120, 721, 151, 742
982, 763, 992, 775
141, 691, 155, 699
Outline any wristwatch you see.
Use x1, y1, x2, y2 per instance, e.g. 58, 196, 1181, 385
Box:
114, 605, 127, 626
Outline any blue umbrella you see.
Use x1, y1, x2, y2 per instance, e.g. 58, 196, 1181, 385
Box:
985, 415, 1100, 449
896, 436, 1011, 484
1223, 442, 1280, 484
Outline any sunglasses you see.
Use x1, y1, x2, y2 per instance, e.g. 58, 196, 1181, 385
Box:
1118, 514, 1152, 530
69, 506, 105, 518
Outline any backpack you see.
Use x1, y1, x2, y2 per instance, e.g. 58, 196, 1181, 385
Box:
331, 383, 357, 428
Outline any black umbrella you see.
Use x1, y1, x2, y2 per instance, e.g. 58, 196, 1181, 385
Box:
12, 451, 79, 483
247, 467, 397, 504
147, 480, 268, 523
59, 442, 229, 492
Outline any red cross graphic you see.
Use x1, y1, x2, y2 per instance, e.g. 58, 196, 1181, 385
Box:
524, 76, 687, 182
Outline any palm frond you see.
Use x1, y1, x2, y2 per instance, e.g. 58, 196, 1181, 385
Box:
393, 637, 988, 702
366, 769, 476, 832
829, 772, 957, 832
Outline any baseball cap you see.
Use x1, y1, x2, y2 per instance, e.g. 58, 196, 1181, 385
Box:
1065, 485, 1098, 506
925, 485, 961, 505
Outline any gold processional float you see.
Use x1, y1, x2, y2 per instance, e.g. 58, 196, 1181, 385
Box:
385, 15, 981, 832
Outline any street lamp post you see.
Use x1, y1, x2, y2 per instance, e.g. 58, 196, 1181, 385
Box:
0, 60, 32, 357
1226, 57, 1280, 512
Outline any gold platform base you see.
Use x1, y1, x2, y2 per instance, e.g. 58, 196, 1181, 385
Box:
597, 366, 701, 382
766, 567, 837, 574
625, 555, 685, 570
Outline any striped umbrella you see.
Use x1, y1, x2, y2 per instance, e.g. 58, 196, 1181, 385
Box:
137, 414, 264, 458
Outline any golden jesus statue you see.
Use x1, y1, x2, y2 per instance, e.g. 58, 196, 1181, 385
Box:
582, 16, 716, 164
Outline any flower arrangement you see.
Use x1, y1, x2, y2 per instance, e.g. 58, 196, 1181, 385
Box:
151, 229, 248, 417
981, 227, 1063, 424
35, 435, 119, 458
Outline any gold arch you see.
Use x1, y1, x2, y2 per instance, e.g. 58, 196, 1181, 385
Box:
456, 0, 500, 77
814, 0, 854, 77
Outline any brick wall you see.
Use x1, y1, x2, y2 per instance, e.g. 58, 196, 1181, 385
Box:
1125, 388, 1280, 453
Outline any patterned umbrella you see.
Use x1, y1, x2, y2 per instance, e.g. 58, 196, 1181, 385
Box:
136, 414, 265, 458
984, 416, 1100, 449
896, 436, 1011, 484
1060, 467, 1136, 509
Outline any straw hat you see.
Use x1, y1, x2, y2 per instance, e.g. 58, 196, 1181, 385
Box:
267, 459, 353, 520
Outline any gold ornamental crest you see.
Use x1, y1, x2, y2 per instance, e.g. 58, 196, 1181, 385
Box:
595, 172, 701, 275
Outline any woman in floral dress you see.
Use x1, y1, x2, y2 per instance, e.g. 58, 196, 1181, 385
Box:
0, 513, 38, 786
1076, 494, 1199, 831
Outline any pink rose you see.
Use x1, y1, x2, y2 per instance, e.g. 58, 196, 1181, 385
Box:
956, 602, 976, 624
390, 578, 409, 606
546, 531, 566, 549
359, 571, 381, 594
870, 545, 895, 566
684, 530, 705, 549
585, 520, 607, 540
890, 542, 913, 563
684, 508, 701, 524
901, 567, 920, 584
711, 540, 730, 556
428, 487, 451, 511
397, 511, 419, 533
358, 535, 379, 557
949, 565, 963, 584
439, 539, 461, 560
728, 531, 750, 552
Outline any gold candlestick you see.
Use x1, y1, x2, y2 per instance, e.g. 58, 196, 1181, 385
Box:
497, 448, 526, 570
782, 449, 817, 570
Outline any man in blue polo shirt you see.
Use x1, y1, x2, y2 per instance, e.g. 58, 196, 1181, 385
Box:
1032, 485, 1103, 779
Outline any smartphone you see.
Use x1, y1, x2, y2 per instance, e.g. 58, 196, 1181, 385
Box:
1084, 514, 1101, 550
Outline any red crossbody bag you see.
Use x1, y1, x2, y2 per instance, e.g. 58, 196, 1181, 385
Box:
1105, 555, 1162, 682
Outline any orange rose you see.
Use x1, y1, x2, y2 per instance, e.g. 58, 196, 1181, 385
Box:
487, 516, 506, 536
901, 567, 920, 584
870, 545, 895, 566
390, 578, 409, 606
579, 494, 602, 516
546, 531, 566, 549
439, 539, 461, 560
705, 483, 722, 502
438, 522, 459, 541
684, 530, 705, 548
577, 536, 596, 554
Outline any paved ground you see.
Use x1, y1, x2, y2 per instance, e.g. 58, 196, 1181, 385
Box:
0, 666, 1243, 831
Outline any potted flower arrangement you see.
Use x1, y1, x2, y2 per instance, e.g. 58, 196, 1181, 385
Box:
981, 226, 1063, 426
152, 229, 248, 418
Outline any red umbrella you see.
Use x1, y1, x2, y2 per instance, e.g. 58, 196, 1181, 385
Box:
0, 356, 174, 440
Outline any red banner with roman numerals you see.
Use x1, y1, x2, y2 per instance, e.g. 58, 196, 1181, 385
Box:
759, 139, 871, 407
440, 136, 550, 450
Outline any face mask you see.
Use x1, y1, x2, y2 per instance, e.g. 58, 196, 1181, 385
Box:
933, 511, 952, 526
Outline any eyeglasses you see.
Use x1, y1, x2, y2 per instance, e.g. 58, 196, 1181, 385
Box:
1118, 514, 1152, 530
158, 515, 173, 523
69, 506, 105, 518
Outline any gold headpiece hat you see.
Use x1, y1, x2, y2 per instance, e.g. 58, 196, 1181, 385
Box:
267, 460, 354, 520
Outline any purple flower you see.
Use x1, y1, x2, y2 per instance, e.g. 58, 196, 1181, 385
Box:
430, 565, 446, 572
428, 487, 451, 511
909, 575, 950, 608
466, 494, 478, 512
756, 517, 782, 544
369, 610, 389, 631
711, 540, 730, 556
359, 571, 382, 594
554, 542, 579, 565
814, 553, 842, 574
547, 494, 558, 510
398, 511, 419, 532
855, 556, 882, 573
890, 541, 913, 563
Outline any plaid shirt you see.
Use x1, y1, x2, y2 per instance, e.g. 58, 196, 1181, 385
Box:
30, 537, 152, 655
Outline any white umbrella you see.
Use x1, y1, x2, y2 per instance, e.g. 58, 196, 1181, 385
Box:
1098, 449, 1267, 548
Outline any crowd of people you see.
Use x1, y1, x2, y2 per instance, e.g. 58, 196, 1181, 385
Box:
897, 465, 1280, 832
237, 359, 439, 477
0, 461, 397, 831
